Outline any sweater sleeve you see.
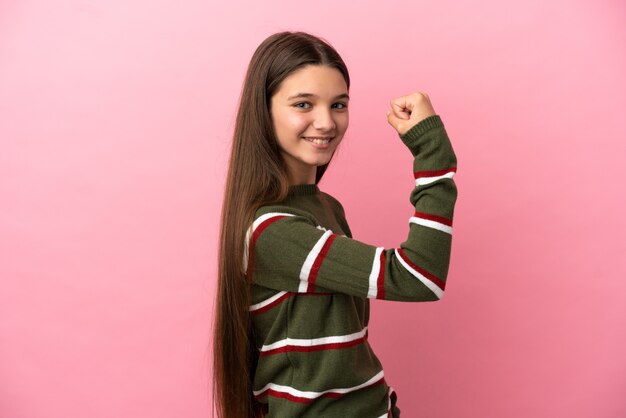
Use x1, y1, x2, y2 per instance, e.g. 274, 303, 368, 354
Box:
246, 114, 458, 302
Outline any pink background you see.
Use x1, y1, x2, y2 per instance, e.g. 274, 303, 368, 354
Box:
1, 0, 625, 417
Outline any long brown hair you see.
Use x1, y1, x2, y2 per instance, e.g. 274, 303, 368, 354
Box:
212, 31, 350, 418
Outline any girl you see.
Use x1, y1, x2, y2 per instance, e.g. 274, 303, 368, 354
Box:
213, 31, 458, 418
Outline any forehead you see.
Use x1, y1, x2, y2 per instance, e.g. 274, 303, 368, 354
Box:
274, 65, 348, 99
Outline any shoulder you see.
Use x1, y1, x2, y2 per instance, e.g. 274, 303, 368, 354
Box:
253, 204, 319, 226
320, 191, 353, 238
320, 191, 347, 217
249, 204, 329, 249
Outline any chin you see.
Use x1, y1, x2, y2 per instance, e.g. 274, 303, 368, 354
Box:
307, 157, 333, 166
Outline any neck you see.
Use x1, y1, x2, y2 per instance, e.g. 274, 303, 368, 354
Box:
287, 169, 316, 186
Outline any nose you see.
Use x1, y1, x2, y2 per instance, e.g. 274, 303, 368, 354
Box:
312, 108, 336, 132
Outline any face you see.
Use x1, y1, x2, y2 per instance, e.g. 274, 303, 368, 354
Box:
270, 64, 349, 185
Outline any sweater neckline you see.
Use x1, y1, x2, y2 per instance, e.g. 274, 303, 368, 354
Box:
287, 183, 320, 196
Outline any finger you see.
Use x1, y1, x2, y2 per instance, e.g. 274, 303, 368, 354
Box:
390, 98, 411, 120
386, 109, 397, 128
386, 109, 403, 131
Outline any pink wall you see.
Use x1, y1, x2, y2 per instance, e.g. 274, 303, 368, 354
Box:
1, 1, 625, 417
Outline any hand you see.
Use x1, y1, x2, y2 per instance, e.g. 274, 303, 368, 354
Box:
386, 92, 436, 136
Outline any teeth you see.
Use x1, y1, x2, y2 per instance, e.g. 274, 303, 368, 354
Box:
304, 137, 331, 144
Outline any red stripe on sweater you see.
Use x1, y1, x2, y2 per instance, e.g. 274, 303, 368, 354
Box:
307, 234, 337, 292
397, 248, 446, 291
259, 335, 368, 357
246, 215, 290, 277
252, 292, 334, 316
259, 389, 314, 404
251, 292, 292, 316
388, 388, 397, 417
255, 376, 386, 404
414, 211, 453, 226
377, 251, 386, 299
253, 215, 290, 244
414, 166, 457, 179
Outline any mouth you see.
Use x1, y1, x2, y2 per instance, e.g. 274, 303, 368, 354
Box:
302, 136, 335, 145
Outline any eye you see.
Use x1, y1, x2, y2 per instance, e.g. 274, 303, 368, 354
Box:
294, 102, 311, 109
333, 102, 348, 109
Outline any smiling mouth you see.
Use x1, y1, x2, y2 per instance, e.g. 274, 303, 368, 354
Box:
302, 136, 334, 145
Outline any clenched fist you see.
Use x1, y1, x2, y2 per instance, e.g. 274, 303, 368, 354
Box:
386, 92, 436, 136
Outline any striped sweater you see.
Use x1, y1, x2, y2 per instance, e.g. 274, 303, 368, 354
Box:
245, 114, 458, 417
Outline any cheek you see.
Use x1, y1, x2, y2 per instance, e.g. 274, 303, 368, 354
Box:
340, 112, 350, 130
280, 113, 309, 135
338, 113, 349, 132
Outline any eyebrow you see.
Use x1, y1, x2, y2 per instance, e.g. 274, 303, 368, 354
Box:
286, 92, 350, 101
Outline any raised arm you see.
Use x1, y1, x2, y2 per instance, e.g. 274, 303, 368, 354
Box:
245, 105, 458, 302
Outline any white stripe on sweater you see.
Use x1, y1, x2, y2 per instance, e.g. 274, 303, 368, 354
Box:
415, 170, 455, 186
243, 212, 295, 271
298, 229, 334, 292
367, 247, 384, 298
409, 216, 453, 234
253, 212, 296, 230
260, 326, 368, 352
375, 386, 395, 418
253, 369, 385, 399
395, 249, 444, 299
249, 291, 289, 312
243, 224, 252, 272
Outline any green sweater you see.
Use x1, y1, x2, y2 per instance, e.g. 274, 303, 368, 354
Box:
246, 114, 458, 417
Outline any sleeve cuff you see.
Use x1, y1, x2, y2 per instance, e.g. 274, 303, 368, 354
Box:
399, 114, 444, 149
